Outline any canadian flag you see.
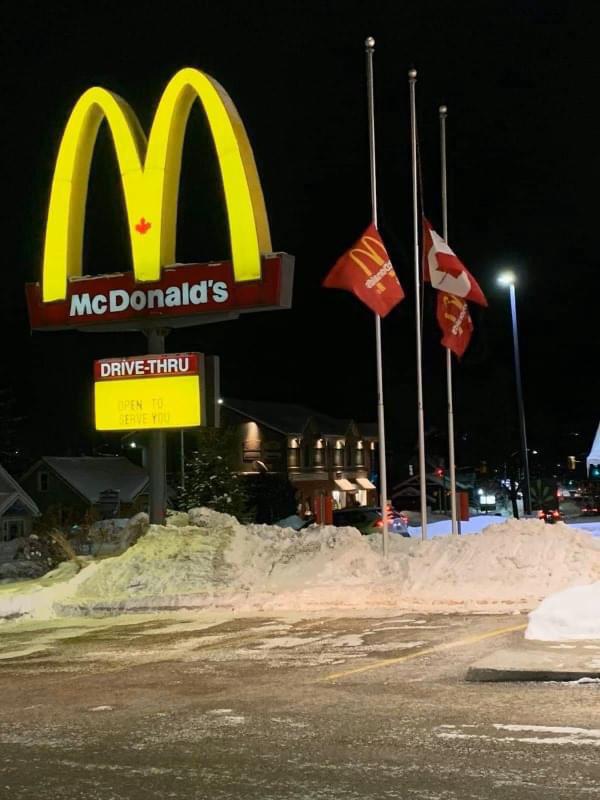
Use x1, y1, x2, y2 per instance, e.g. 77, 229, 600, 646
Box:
422, 218, 487, 307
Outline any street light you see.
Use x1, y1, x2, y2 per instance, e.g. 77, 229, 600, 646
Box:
497, 270, 532, 516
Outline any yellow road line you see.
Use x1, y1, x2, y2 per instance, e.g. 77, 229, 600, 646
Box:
321, 622, 527, 681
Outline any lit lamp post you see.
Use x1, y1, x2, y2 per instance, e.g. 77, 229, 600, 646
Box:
498, 271, 532, 516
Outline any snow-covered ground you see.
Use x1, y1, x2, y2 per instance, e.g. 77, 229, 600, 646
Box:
567, 521, 600, 538
408, 515, 600, 538
1, 509, 599, 623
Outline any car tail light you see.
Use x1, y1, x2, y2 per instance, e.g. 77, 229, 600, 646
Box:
552, 511, 560, 518
375, 519, 383, 527
537, 511, 544, 519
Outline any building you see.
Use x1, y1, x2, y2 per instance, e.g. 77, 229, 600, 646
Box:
587, 422, 600, 478
0, 463, 40, 541
220, 399, 378, 518
391, 471, 471, 513
21, 457, 149, 522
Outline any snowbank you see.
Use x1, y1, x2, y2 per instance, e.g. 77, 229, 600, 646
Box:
1, 511, 599, 622
526, 582, 600, 641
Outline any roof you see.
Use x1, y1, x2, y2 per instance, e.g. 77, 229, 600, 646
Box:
391, 473, 470, 496
223, 398, 374, 438
0, 464, 40, 516
36, 457, 148, 504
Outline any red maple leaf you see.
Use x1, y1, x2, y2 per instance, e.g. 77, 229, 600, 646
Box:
135, 217, 151, 234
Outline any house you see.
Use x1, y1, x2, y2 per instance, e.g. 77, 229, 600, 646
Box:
391, 471, 470, 513
21, 457, 149, 522
220, 399, 379, 519
0, 464, 40, 541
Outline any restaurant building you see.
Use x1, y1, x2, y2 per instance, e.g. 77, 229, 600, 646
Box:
220, 399, 378, 521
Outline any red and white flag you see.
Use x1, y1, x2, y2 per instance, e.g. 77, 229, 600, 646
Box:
423, 218, 487, 307
323, 224, 405, 318
423, 217, 487, 357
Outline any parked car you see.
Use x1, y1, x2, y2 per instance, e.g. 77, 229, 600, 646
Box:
332, 506, 410, 536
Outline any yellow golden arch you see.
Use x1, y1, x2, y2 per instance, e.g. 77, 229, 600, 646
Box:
43, 68, 272, 302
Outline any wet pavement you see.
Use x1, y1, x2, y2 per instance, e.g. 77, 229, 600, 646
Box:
0, 611, 598, 798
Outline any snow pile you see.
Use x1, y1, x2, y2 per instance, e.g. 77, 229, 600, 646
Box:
392, 519, 600, 606
526, 582, 600, 641
1, 511, 600, 621
64, 508, 391, 614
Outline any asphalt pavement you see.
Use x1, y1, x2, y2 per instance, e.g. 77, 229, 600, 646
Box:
0, 611, 599, 799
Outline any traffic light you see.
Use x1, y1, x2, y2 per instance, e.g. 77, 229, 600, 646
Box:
591, 464, 600, 479
434, 467, 445, 478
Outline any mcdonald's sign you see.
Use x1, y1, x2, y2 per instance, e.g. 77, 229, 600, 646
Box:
26, 68, 293, 331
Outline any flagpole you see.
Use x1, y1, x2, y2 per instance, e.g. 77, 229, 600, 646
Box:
409, 69, 428, 541
365, 37, 389, 557
439, 105, 459, 537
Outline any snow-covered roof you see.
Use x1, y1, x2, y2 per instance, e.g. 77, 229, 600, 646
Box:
37, 457, 148, 504
0, 464, 40, 517
587, 423, 600, 472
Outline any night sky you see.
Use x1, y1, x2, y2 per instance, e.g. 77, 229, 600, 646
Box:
2, 1, 598, 482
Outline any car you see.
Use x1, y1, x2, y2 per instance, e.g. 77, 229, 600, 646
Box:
332, 506, 410, 537
581, 498, 600, 517
537, 508, 563, 524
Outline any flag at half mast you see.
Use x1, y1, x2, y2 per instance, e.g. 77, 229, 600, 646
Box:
323, 223, 405, 317
423, 217, 487, 358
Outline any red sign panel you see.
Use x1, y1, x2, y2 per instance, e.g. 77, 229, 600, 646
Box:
94, 353, 200, 381
26, 253, 294, 331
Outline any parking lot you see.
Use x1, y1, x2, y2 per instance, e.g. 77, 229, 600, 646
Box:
1, 611, 599, 799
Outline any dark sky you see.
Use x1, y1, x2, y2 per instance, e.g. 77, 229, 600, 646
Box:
1, 0, 598, 479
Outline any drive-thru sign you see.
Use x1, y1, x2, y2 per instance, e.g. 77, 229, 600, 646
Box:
94, 353, 204, 431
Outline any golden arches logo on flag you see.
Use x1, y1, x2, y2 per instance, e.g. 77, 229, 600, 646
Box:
323, 224, 404, 317
26, 68, 294, 331
436, 291, 474, 358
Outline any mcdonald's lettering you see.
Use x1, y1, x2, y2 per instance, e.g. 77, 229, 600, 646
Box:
442, 293, 469, 336
26, 68, 294, 331
350, 234, 391, 293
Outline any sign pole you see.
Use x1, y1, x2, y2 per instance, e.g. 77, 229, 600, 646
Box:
180, 430, 186, 491
146, 328, 168, 524
365, 37, 389, 558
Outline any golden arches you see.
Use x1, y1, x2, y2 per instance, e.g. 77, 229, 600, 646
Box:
42, 68, 272, 302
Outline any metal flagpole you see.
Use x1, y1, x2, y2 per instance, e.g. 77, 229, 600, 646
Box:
439, 105, 459, 537
409, 69, 428, 541
365, 37, 389, 557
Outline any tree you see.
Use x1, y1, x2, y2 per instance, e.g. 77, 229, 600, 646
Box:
244, 472, 297, 524
0, 386, 26, 474
177, 428, 250, 521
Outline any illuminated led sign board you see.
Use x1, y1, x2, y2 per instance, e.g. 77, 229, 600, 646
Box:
94, 353, 204, 431
26, 68, 294, 332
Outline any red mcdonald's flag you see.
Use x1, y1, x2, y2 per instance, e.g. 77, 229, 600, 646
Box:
323, 224, 405, 317
436, 291, 474, 358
